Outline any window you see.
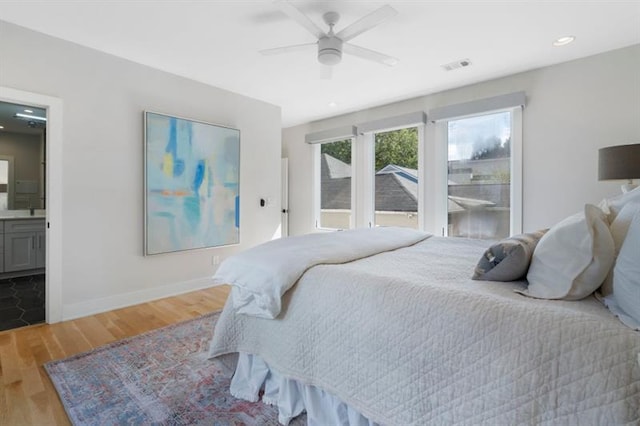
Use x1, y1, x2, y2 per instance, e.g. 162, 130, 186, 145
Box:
373, 127, 419, 229
430, 92, 524, 238
306, 98, 521, 236
446, 111, 516, 239
317, 139, 353, 229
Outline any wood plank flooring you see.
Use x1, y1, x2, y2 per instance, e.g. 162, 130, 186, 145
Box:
0, 285, 231, 426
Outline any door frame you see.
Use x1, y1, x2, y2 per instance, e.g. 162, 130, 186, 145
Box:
281, 158, 289, 237
0, 86, 63, 323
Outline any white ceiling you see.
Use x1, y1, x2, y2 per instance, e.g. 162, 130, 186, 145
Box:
1, 1, 639, 128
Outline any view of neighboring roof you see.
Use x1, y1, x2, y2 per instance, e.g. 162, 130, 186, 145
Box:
321, 154, 418, 211
377, 165, 418, 182
373, 173, 418, 212
321, 154, 508, 212
448, 195, 496, 210
321, 176, 351, 210
321, 153, 352, 179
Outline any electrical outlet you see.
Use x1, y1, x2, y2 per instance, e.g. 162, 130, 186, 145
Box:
212, 255, 220, 266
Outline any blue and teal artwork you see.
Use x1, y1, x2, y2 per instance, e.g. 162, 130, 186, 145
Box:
144, 111, 240, 255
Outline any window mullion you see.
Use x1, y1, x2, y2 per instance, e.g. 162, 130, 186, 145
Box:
434, 121, 449, 236
349, 136, 357, 230
417, 124, 426, 231
510, 107, 523, 235
313, 143, 321, 229
357, 132, 375, 228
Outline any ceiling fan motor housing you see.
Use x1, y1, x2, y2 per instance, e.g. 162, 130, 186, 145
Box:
318, 36, 343, 65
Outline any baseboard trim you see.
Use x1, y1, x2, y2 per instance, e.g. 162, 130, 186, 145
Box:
61, 277, 219, 321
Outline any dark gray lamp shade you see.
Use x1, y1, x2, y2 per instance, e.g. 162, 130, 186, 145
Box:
598, 143, 640, 180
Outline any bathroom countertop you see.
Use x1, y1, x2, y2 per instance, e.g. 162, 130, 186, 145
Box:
0, 211, 46, 219
0, 216, 46, 220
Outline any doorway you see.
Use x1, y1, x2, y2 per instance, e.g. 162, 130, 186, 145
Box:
0, 86, 63, 328
0, 100, 47, 331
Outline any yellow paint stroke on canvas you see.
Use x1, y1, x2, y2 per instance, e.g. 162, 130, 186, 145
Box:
162, 153, 174, 177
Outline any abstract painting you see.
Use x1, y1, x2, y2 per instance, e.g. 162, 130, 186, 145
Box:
144, 111, 240, 255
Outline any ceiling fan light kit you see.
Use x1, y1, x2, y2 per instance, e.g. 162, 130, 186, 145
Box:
263, 1, 399, 71
318, 36, 342, 65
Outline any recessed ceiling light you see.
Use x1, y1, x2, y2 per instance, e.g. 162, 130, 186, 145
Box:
24, 109, 33, 113
0, 125, 4, 129
328, 102, 337, 108
553, 36, 575, 47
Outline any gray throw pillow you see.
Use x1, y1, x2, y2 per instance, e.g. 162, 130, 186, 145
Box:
472, 229, 548, 282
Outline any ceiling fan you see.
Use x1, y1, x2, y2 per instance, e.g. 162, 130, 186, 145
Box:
260, 1, 399, 75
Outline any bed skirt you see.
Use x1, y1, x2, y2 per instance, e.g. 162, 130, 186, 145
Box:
231, 352, 378, 426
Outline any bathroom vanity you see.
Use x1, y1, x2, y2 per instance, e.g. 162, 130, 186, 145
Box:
0, 215, 45, 276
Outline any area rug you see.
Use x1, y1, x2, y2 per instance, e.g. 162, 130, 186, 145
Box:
45, 311, 305, 425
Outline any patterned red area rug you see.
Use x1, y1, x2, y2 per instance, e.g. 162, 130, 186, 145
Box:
45, 311, 303, 425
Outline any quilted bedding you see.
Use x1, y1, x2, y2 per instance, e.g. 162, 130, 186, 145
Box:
208, 237, 640, 425
213, 226, 429, 319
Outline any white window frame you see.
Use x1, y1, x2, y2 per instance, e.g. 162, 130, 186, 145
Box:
305, 97, 522, 238
355, 132, 372, 228
356, 111, 428, 229
360, 124, 425, 229
432, 107, 523, 237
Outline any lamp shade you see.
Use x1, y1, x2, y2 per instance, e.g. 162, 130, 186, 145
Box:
598, 143, 640, 180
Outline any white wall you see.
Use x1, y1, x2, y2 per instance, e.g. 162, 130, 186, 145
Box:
283, 44, 640, 236
0, 22, 282, 319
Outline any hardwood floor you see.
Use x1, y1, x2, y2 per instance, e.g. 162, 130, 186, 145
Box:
0, 285, 231, 426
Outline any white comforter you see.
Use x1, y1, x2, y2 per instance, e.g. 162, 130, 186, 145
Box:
209, 237, 640, 425
212, 227, 429, 319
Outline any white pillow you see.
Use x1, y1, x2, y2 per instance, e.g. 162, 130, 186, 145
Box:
600, 201, 640, 295
600, 185, 640, 223
519, 204, 614, 300
604, 211, 640, 329
597, 185, 640, 296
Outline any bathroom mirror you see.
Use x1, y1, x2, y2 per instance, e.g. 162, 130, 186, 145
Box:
0, 101, 46, 211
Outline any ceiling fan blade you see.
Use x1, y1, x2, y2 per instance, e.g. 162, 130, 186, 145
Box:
275, 0, 325, 39
320, 64, 333, 80
343, 43, 399, 67
336, 5, 397, 42
260, 42, 316, 56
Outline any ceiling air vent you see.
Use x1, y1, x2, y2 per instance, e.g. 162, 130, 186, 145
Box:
441, 58, 472, 71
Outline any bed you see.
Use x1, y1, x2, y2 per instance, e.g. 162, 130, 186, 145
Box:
208, 207, 640, 425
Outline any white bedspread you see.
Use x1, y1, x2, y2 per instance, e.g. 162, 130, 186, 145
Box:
209, 237, 640, 425
212, 227, 429, 318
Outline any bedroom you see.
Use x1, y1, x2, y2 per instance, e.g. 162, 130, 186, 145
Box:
0, 1, 639, 424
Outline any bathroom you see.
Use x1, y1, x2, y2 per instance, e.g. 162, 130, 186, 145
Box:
0, 100, 46, 331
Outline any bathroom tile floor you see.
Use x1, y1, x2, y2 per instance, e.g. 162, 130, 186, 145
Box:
0, 274, 45, 332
